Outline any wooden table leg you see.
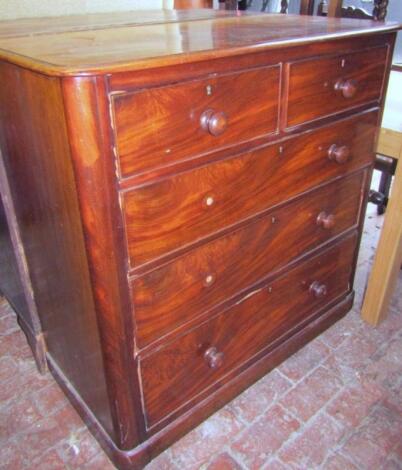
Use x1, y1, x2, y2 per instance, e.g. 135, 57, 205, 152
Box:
361, 155, 402, 325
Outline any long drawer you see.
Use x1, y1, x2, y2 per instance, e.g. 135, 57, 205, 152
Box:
132, 171, 365, 348
123, 111, 377, 267
112, 65, 280, 178
285, 46, 387, 128
139, 233, 357, 428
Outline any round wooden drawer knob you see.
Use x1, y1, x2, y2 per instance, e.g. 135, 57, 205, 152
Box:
200, 109, 228, 136
309, 281, 328, 299
328, 144, 351, 164
334, 78, 358, 98
204, 346, 224, 369
316, 211, 336, 229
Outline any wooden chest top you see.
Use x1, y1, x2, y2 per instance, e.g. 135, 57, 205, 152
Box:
0, 10, 399, 76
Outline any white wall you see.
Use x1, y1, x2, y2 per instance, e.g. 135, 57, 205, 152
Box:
0, 0, 172, 19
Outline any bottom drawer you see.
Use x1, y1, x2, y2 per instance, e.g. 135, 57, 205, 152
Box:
139, 233, 357, 429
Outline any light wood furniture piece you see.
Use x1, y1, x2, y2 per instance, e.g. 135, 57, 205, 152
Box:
174, 0, 213, 8
361, 67, 402, 325
0, 10, 399, 470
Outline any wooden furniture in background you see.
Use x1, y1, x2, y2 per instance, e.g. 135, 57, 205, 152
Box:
361, 66, 402, 325
227, 0, 316, 13
174, 0, 213, 8
0, 159, 47, 372
0, 10, 398, 470
362, 150, 402, 325
320, 0, 393, 214
322, 0, 389, 20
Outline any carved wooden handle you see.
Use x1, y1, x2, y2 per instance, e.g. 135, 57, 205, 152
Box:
200, 109, 228, 136
328, 144, 351, 164
204, 346, 224, 369
316, 211, 336, 229
309, 281, 328, 299
334, 79, 358, 99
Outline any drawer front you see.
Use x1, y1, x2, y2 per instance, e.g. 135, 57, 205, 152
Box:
139, 233, 357, 428
123, 111, 377, 267
285, 47, 387, 128
112, 66, 280, 178
132, 171, 365, 348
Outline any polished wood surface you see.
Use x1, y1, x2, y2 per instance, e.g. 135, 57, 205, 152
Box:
132, 172, 366, 348
0, 11, 396, 470
61, 76, 144, 450
285, 46, 388, 127
0, 63, 114, 438
113, 65, 280, 177
0, 9, 229, 38
0, 12, 398, 75
140, 233, 357, 429
124, 111, 377, 267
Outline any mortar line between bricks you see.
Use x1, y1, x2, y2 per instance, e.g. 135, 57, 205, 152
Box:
261, 455, 291, 470
6, 414, 87, 465
317, 412, 362, 470
226, 371, 297, 435
272, 406, 346, 466
277, 341, 335, 389
222, 444, 248, 469
219, 345, 339, 467
335, 399, 396, 470
320, 447, 366, 470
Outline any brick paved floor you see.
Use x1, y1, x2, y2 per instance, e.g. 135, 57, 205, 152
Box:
1, 181, 401, 469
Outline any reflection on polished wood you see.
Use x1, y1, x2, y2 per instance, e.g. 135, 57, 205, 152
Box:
0, 10, 398, 75
0, 9, 399, 469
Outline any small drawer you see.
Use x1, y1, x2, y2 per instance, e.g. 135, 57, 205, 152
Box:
139, 233, 357, 428
112, 65, 280, 178
132, 171, 365, 348
123, 111, 377, 267
285, 46, 388, 128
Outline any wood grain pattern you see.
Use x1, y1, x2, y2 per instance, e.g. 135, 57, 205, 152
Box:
140, 233, 357, 429
123, 110, 377, 267
132, 171, 365, 348
0, 63, 114, 436
61, 76, 144, 450
0, 12, 395, 468
113, 65, 280, 177
0, 9, 232, 39
285, 46, 388, 128
0, 13, 398, 76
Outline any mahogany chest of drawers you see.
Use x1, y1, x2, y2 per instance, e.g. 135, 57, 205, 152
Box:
0, 9, 399, 469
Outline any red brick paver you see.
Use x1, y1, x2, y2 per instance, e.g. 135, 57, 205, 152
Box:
0, 183, 401, 469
